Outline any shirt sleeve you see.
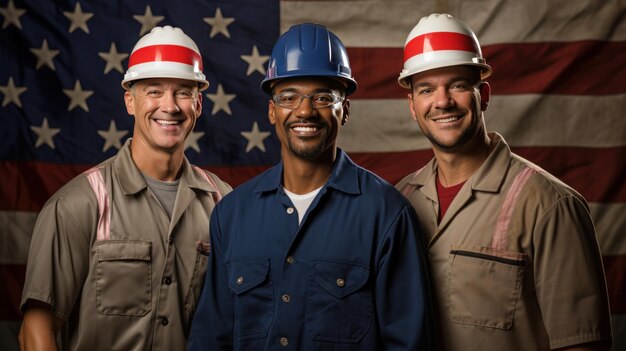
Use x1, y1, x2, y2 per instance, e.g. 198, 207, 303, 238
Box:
375, 205, 432, 351
20, 183, 95, 321
188, 205, 234, 350
532, 195, 613, 349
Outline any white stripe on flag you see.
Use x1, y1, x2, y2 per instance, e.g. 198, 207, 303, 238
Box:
281, 0, 626, 46
340, 94, 626, 152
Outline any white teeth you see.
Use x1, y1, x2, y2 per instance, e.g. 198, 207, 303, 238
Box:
292, 126, 317, 132
435, 117, 459, 123
156, 120, 180, 125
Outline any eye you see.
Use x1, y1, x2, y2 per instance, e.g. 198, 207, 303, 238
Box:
450, 82, 471, 91
277, 93, 301, 106
176, 90, 194, 98
416, 88, 433, 95
313, 93, 333, 102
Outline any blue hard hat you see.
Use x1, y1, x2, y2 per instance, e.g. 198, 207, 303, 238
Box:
261, 23, 357, 96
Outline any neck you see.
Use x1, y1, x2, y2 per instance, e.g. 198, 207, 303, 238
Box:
130, 139, 184, 181
282, 148, 335, 194
433, 133, 492, 187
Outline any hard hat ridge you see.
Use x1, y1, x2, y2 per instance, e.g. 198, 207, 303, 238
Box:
261, 23, 357, 96
398, 13, 492, 89
122, 26, 209, 91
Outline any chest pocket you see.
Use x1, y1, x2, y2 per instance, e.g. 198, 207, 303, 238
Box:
227, 258, 274, 341
306, 260, 371, 343
95, 240, 152, 316
447, 246, 525, 329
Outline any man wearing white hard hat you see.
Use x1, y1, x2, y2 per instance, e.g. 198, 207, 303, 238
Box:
396, 13, 612, 351
19, 26, 231, 350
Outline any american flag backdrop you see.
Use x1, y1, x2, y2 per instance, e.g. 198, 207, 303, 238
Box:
0, 0, 624, 349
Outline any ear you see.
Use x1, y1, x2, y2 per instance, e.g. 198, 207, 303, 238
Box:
407, 93, 418, 121
479, 81, 491, 111
124, 91, 134, 115
268, 99, 276, 125
195, 93, 203, 119
341, 99, 350, 125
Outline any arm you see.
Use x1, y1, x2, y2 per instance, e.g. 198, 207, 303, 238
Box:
533, 195, 612, 349
19, 300, 62, 351
187, 207, 234, 350
376, 206, 430, 350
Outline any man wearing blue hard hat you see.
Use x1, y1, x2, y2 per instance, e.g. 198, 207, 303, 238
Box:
188, 23, 431, 350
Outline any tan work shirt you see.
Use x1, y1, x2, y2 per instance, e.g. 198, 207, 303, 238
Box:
396, 133, 612, 350
21, 139, 231, 351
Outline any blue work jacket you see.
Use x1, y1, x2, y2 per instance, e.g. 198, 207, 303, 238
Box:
188, 150, 429, 350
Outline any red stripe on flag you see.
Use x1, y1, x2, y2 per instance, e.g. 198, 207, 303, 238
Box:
1, 146, 624, 211
128, 44, 203, 70
403, 32, 480, 62
0, 265, 25, 321
348, 40, 626, 98
0, 162, 91, 212
348, 146, 626, 203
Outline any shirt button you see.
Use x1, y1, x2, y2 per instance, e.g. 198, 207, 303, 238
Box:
281, 294, 291, 303
336, 278, 345, 287
163, 277, 172, 285
286, 207, 295, 214
279, 337, 288, 347
236, 276, 244, 285
160, 318, 169, 326
286, 256, 294, 264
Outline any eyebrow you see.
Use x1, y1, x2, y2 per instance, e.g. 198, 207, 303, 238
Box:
413, 76, 476, 88
141, 82, 196, 90
276, 87, 333, 94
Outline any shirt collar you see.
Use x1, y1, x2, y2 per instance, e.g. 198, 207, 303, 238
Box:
254, 148, 360, 196
406, 132, 512, 194
114, 138, 212, 195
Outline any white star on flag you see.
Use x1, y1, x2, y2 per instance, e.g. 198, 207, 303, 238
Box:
63, 2, 93, 34
240, 45, 269, 76
185, 131, 205, 152
133, 5, 164, 36
30, 118, 61, 148
206, 84, 236, 115
63, 80, 94, 112
98, 43, 129, 74
0, 0, 26, 29
241, 121, 271, 153
97, 121, 128, 152
203, 8, 235, 38
30, 39, 60, 71
0, 77, 28, 108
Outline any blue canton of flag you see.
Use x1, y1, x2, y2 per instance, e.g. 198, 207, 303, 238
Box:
0, 0, 281, 176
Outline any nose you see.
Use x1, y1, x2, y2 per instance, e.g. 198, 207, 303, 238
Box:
294, 96, 316, 118
161, 92, 181, 114
433, 87, 454, 109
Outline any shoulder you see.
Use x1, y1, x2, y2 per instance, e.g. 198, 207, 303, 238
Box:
215, 168, 274, 207
510, 154, 590, 214
353, 165, 414, 212
192, 166, 234, 196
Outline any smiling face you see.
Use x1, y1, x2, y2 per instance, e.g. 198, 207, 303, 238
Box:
408, 65, 490, 153
124, 78, 201, 156
268, 77, 348, 162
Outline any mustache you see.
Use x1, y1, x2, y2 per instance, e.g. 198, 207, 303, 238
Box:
426, 108, 467, 119
284, 118, 327, 128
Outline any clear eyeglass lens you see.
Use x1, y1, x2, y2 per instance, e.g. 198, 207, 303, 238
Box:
274, 92, 342, 109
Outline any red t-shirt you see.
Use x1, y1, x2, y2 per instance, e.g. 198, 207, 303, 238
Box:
436, 177, 466, 223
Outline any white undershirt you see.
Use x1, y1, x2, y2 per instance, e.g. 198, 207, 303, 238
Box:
284, 186, 323, 224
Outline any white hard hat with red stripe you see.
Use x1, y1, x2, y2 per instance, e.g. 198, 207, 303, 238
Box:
398, 13, 492, 89
121, 26, 209, 91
